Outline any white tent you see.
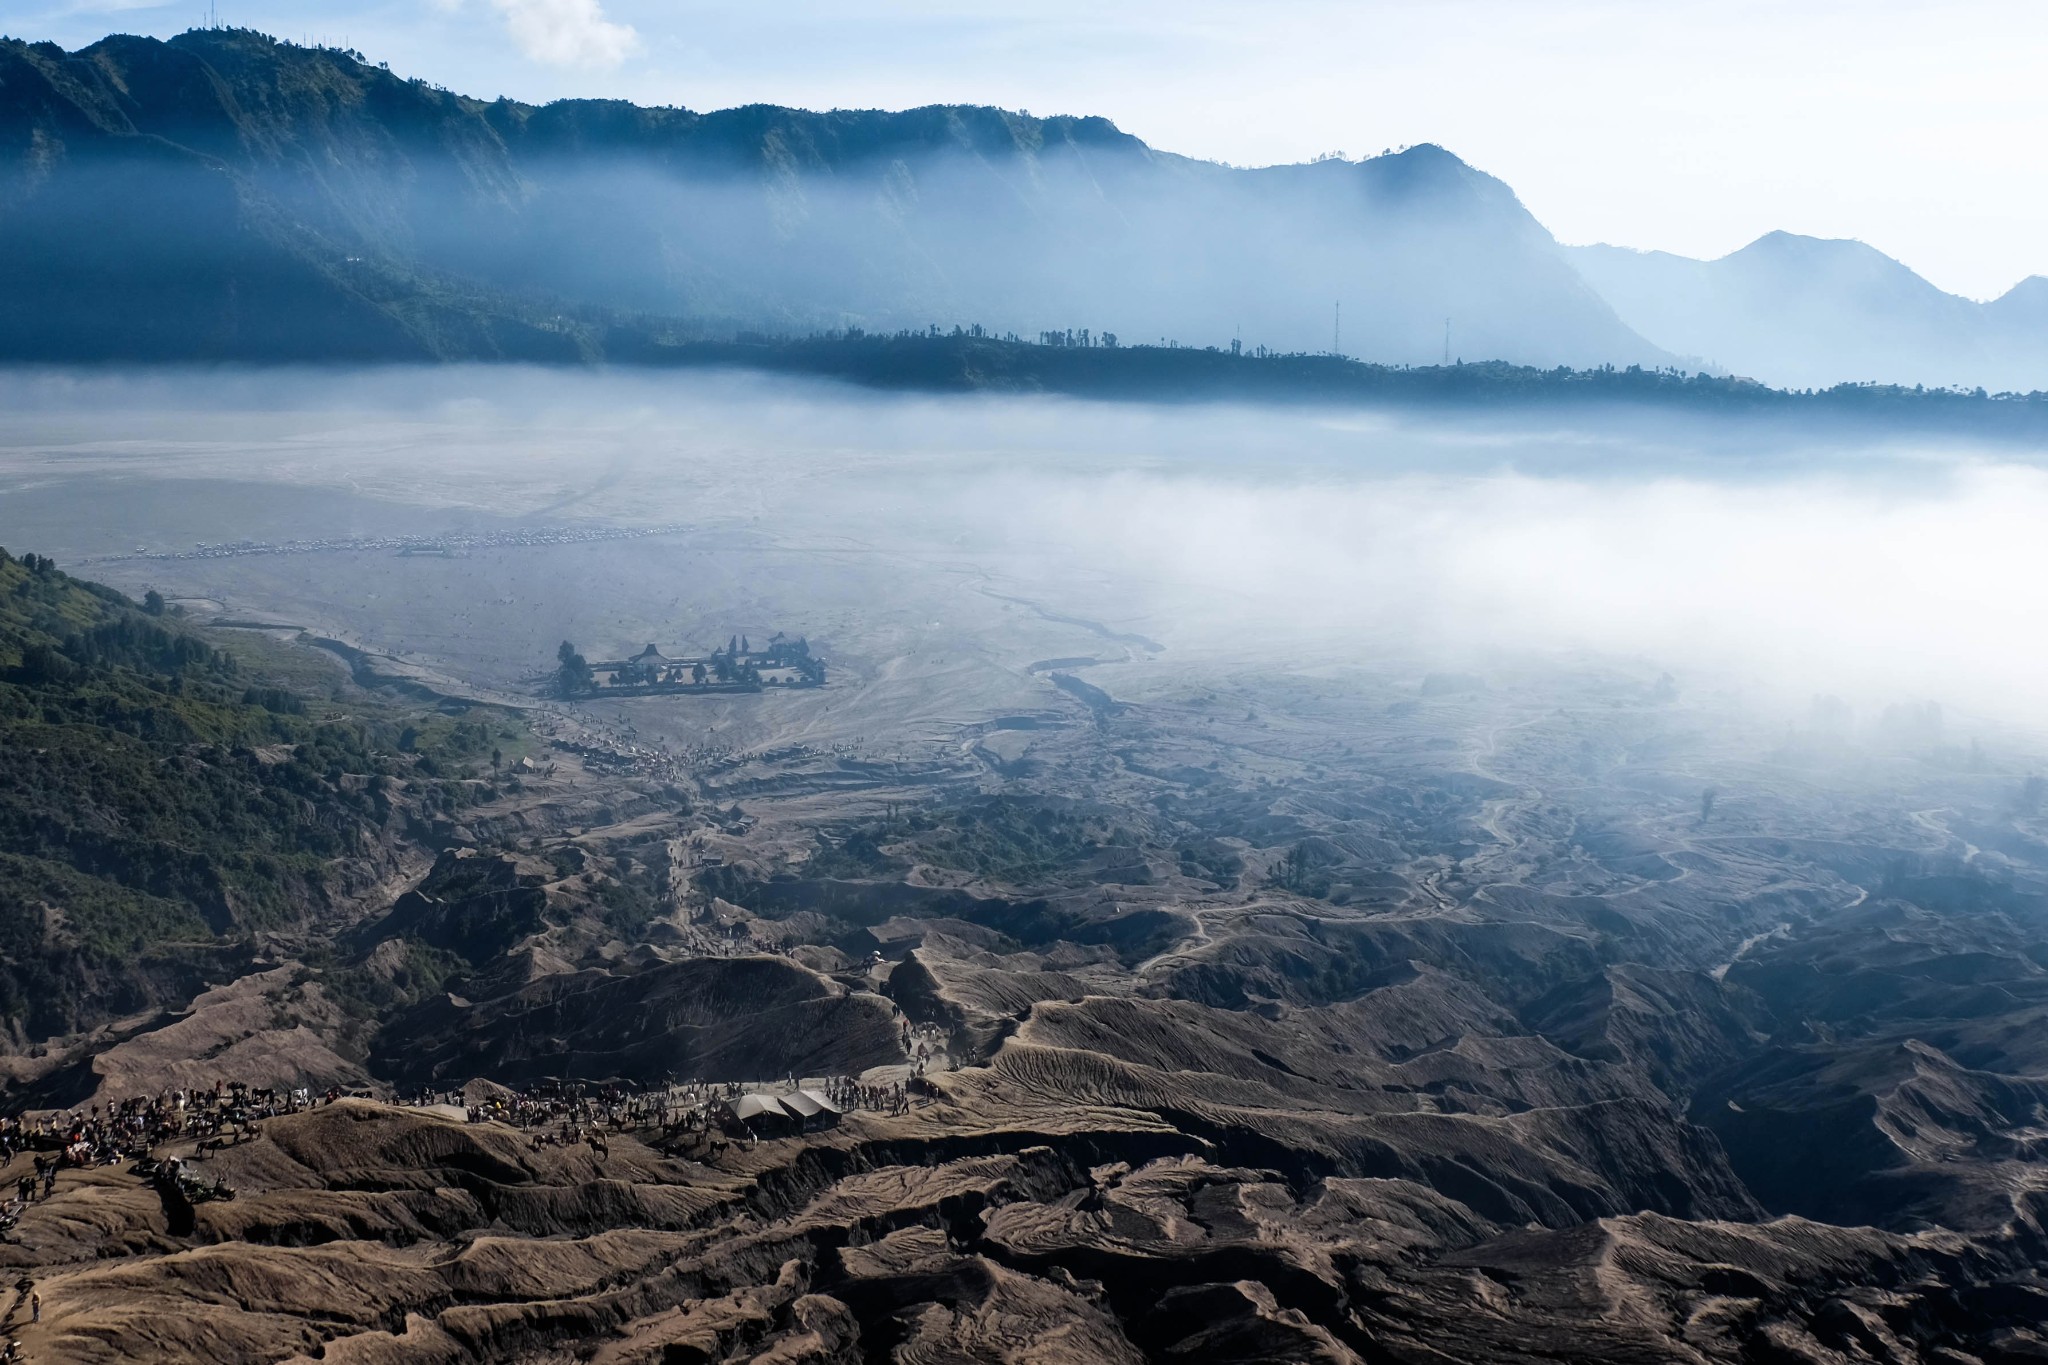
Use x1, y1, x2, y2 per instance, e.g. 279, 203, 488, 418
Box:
733, 1093, 789, 1123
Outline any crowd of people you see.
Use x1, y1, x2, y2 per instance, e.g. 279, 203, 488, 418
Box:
1, 1082, 358, 1174
0, 1082, 367, 1243
417, 1078, 739, 1150
820, 1075, 916, 1116
0, 1037, 957, 1243
413, 1061, 950, 1147
904, 1020, 952, 1079
439, 1079, 682, 1135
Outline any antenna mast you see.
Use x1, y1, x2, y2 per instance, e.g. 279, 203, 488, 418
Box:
1442, 317, 1451, 366
1334, 301, 1341, 358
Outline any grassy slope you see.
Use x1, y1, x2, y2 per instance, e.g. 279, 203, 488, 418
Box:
0, 548, 511, 1039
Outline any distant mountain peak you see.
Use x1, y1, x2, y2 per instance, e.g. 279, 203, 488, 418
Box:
1991, 274, 2048, 311
1567, 226, 2040, 389
1720, 232, 1955, 302
1346, 141, 1530, 223
1729, 229, 1880, 261
1379, 141, 1461, 165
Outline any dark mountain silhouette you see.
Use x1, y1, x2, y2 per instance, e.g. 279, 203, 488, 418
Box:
1569, 233, 2048, 390
5, 28, 2042, 388
0, 28, 1658, 367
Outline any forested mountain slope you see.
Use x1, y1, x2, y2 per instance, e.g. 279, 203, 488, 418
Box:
0, 28, 1656, 366
0, 548, 491, 1040
5, 28, 2044, 385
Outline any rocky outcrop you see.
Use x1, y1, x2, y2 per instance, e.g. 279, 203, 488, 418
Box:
356, 849, 554, 963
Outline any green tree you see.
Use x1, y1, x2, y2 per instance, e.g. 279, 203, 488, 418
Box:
555, 641, 593, 696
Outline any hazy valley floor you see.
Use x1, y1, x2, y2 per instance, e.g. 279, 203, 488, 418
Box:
2, 370, 2047, 1362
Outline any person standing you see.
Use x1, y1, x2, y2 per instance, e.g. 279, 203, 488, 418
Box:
27, 1293, 36, 1325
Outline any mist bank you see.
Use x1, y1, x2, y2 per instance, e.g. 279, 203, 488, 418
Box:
5, 27, 2043, 391
5, 364, 2047, 740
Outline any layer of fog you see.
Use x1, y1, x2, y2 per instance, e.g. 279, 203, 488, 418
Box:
2, 365, 2043, 737
448, 150, 1647, 368
25, 138, 1651, 368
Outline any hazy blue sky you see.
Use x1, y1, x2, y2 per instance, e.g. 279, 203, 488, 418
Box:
18, 0, 2046, 299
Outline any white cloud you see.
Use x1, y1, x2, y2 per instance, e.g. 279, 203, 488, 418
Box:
488, 0, 638, 68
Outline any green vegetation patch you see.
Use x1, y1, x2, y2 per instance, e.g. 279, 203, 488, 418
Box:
0, 548, 528, 1039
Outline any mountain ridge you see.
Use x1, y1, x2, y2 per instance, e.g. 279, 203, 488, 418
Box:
1, 26, 2042, 389
0, 27, 1656, 368
1569, 231, 2048, 389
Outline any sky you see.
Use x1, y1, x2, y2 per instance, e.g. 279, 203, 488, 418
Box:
17, 0, 2048, 300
